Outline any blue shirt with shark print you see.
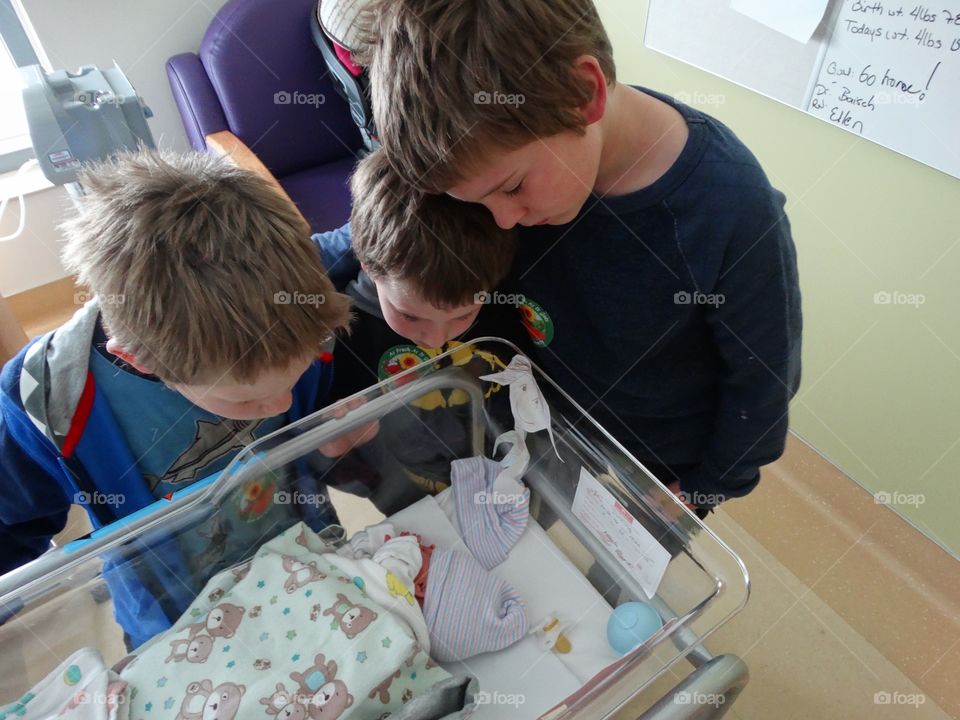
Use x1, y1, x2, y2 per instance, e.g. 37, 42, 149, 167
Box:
90, 348, 286, 496
89, 346, 304, 582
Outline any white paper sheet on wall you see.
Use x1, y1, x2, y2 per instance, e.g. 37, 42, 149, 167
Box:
806, 1, 960, 180
731, 0, 831, 43
647, 0, 960, 181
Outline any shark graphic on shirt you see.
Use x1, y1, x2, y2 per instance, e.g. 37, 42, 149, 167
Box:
144, 418, 267, 489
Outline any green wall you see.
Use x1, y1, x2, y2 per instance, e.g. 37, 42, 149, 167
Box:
596, 0, 960, 556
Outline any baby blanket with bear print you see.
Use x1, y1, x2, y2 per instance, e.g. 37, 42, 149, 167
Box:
119, 522, 473, 720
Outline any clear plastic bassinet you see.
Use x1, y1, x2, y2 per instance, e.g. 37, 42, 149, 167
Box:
0, 338, 750, 719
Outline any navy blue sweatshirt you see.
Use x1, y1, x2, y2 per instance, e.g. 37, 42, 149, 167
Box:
503, 89, 802, 500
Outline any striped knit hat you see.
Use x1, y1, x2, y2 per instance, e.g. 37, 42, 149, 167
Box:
451, 456, 530, 570
422, 546, 528, 662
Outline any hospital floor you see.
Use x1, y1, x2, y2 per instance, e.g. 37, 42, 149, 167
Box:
6, 285, 960, 719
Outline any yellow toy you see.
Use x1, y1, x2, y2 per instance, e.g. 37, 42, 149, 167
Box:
385, 571, 415, 605
530, 613, 573, 654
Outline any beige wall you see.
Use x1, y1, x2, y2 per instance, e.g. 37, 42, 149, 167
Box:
595, 0, 960, 556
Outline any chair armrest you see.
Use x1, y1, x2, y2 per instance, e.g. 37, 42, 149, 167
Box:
166, 53, 230, 151
205, 130, 305, 222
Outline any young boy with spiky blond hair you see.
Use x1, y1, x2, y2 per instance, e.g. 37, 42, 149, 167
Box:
0, 151, 356, 643
357, 0, 802, 515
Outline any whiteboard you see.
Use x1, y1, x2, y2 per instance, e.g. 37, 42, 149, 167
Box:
645, 0, 960, 180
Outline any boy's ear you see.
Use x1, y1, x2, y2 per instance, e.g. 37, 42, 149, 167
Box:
104, 337, 154, 375
574, 55, 608, 126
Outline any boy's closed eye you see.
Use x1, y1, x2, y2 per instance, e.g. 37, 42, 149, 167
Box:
504, 181, 524, 197
403, 311, 473, 323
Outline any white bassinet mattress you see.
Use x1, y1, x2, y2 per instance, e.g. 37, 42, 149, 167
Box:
389, 490, 620, 719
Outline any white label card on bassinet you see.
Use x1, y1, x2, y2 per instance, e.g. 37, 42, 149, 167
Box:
572, 467, 670, 599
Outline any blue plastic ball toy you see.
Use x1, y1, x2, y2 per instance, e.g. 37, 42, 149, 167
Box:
607, 601, 663, 655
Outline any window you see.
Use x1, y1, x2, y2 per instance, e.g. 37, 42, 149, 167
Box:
0, 0, 43, 172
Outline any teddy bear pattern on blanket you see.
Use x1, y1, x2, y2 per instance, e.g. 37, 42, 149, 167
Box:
120, 523, 464, 720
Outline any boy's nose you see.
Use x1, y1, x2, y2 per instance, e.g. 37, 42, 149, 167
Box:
419, 326, 449, 349
489, 201, 525, 230
259, 391, 292, 416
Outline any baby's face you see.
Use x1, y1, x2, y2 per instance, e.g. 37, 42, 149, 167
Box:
372, 275, 482, 350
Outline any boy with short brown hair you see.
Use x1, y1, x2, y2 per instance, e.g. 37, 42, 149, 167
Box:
359, 0, 803, 513
347, 147, 517, 345
350, 148, 516, 310
318, 149, 520, 392
314, 149, 526, 509
355, 0, 617, 194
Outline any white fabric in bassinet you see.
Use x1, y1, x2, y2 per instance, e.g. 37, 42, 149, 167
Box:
389, 491, 619, 718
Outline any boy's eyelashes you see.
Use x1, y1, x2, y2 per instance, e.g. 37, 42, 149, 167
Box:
401, 312, 474, 323
504, 180, 524, 197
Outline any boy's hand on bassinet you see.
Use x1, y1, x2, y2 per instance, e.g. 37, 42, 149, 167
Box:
318, 420, 379, 457
666, 480, 698, 511
317, 397, 380, 457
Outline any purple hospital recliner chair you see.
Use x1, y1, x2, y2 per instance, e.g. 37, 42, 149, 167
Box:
166, 0, 364, 231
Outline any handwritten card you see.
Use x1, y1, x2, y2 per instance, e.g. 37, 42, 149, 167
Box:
805, 0, 960, 179
572, 467, 670, 599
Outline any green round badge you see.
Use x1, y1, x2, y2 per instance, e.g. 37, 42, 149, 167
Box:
377, 345, 432, 381
519, 298, 554, 347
